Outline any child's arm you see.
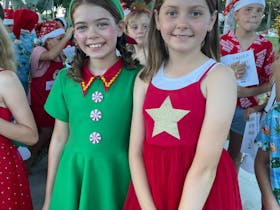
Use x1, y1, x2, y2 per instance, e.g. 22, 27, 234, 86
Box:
255, 149, 280, 209
0, 70, 38, 145
128, 74, 157, 210
273, 52, 280, 101
243, 103, 266, 120
42, 119, 69, 210
237, 82, 272, 98
178, 65, 237, 210
39, 27, 74, 61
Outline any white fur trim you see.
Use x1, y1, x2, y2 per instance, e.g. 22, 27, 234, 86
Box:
234, 0, 265, 12
3, 19, 13, 26
41, 28, 65, 43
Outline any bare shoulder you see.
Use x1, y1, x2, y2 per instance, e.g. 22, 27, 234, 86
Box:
0, 70, 18, 86
206, 63, 236, 84
135, 68, 149, 88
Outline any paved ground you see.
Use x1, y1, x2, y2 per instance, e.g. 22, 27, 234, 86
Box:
28, 151, 262, 210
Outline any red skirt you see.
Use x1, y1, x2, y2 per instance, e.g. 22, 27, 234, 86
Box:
123, 142, 242, 210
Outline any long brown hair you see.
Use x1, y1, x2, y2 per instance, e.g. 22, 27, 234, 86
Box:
68, 0, 139, 82
140, 0, 220, 81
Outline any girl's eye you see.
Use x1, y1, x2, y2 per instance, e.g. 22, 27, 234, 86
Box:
129, 24, 138, 30
167, 10, 177, 17
246, 8, 252, 12
75, 25, 87, 32
191, 10, 202, 17
97, 22, 108, 29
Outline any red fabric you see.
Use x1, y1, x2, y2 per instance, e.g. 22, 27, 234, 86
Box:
0, 107, 33, 210
34, 20, 61, 38
123, 64, 242, 210
30, 60, 63, 127
223, 0, 239, 16
12, 9, 38, 40
220, 30, 274, 109
81, 58, 123, 95
4, 8, 14, 19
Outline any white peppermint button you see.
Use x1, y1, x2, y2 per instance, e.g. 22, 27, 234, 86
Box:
92, 91, 103, 103
90, 109, 102, 122
89, 132, 101, 144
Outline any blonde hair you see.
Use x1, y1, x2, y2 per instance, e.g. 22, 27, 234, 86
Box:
0, 19, 16, 71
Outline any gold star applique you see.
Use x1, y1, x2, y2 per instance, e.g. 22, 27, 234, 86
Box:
145, 96, 190, 139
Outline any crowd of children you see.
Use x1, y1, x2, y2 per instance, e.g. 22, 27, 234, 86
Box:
0, 0, 279, 209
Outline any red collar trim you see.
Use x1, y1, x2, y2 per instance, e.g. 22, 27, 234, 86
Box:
80, 59, 123, 96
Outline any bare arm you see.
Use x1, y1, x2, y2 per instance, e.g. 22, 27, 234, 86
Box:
40, 27, 73, 61
255, 149, 280, 210
129, 74, 156, 210
42, 119, 69, 210
237, 82, 272, 98
0, 70, 38, 145
178, 65, 237, 210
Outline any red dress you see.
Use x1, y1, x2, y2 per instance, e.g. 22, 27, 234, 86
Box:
30, 60, 63, 127
0, 107, 33, 210
123, 60, 242, 210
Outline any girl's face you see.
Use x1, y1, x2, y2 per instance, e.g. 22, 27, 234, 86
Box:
126, 13, 150, 47
234, 4, 264, 33
73, 3, 124, 61
45, 34, 65, 50
155, 0, 216, 54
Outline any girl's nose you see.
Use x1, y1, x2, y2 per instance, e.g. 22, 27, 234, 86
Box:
176, 15, 188, 30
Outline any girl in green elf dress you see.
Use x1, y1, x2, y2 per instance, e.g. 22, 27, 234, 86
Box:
42, 0, 140, 209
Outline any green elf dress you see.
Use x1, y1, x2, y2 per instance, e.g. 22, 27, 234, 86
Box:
44, 59, 140, 210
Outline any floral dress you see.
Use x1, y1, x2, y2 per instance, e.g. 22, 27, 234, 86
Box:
255, 103, 280, 204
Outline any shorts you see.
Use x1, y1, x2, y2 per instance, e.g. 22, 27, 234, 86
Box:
230, 107, 246, 135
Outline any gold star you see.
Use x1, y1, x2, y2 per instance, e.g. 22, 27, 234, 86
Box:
145, 96, 190, 139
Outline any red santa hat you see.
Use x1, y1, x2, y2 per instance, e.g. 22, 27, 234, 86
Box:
12, 8, 39, 40
3, 8, 14, 26
35, 20, 65, 43
223, 0, 266, 16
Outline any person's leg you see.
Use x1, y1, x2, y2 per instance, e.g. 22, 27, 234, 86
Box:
228, 130, 243, 173
228, 107, 246, 173
25, 127, 53, 172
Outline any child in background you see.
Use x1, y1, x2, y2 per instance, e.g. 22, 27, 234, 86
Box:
54, 17, 68, 30
42, 0, 140, 209
28, 21, 73, 169
124, 1, 151, 65
12, 8, 39, 94
123, 0, 242, 209
0, 19, 38, 210
3, 8, 14, 34
254, 44, 280, 210
220, 0, 274, 172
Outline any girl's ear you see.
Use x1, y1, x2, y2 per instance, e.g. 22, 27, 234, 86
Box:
117, 20, 125, 37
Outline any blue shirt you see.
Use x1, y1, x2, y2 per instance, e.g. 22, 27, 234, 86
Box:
255, 103, 280, 204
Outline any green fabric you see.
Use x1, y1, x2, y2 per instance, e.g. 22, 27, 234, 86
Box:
45, 66, 139, 210
69, 0, 124, 25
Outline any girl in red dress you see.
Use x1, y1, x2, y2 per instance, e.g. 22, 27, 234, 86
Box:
28, 21, 73, 169
0, 19, 38, 210
123, 0, 242, 209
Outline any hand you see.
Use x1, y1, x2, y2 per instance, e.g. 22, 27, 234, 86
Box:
243, 107, 256, 120
231, 62, 246, 79
42, 199, 50, 210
